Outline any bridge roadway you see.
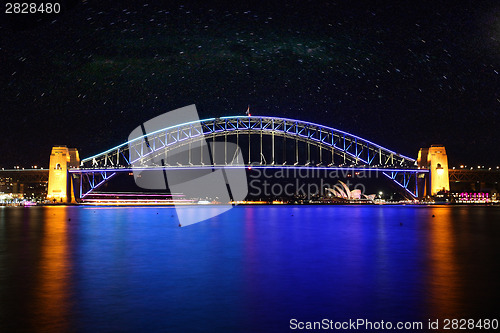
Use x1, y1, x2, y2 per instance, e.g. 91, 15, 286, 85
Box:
4, 168, 498, 183
449, 169, 500, 184
3, 168, 497, 186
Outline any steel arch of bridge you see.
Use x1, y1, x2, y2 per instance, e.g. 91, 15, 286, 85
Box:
74, 116, 426, 198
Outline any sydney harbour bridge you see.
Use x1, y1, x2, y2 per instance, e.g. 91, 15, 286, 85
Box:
7, 115, 498, 203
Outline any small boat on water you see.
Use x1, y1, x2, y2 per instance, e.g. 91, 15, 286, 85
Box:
197, 200, 211, 205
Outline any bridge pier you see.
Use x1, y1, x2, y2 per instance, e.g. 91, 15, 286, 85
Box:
46, 146, 80, 203
417, 145, 450, 197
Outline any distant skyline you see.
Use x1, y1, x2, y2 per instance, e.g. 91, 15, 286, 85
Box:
1, 0, 499, 167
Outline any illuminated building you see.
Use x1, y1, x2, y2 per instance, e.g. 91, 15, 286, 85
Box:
325, 181, 376, 202
452, 192, 490, 204
0, 172, 48, 203
0, 176, 13, 193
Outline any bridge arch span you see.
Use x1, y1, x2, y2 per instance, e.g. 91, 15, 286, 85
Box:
81, 116, 416, 169
75, 116, 424, 198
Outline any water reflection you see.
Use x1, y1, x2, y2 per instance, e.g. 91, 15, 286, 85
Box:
33, 207, 71, 332
427, 207, 463, 320
0, 206, 499, 332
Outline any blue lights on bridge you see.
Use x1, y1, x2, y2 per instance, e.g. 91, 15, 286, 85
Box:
72, 115, 426, 198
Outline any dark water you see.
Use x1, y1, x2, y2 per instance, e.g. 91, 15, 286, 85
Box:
0, 205, 499, 332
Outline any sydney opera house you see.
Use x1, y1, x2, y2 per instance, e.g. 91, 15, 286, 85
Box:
326, 181, 376, 202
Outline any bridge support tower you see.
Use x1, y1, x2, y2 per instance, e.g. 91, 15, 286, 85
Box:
417, 145, 450, 196
47, 146, 80, 203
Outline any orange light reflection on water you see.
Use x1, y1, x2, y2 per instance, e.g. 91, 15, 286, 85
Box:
427, 207, 463, 320
33, 207, 71, 332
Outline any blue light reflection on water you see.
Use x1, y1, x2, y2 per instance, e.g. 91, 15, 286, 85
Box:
0, 205, 499, 332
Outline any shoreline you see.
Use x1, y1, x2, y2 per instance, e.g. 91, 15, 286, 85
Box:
3, 202, 498, 207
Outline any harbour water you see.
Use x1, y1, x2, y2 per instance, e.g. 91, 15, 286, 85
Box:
0, 205, 499, 332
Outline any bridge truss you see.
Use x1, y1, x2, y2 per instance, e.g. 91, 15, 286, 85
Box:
448, 169, 500, 183
71, 116, 427, 198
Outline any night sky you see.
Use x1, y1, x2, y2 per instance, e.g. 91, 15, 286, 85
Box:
1, 0, 499, 167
